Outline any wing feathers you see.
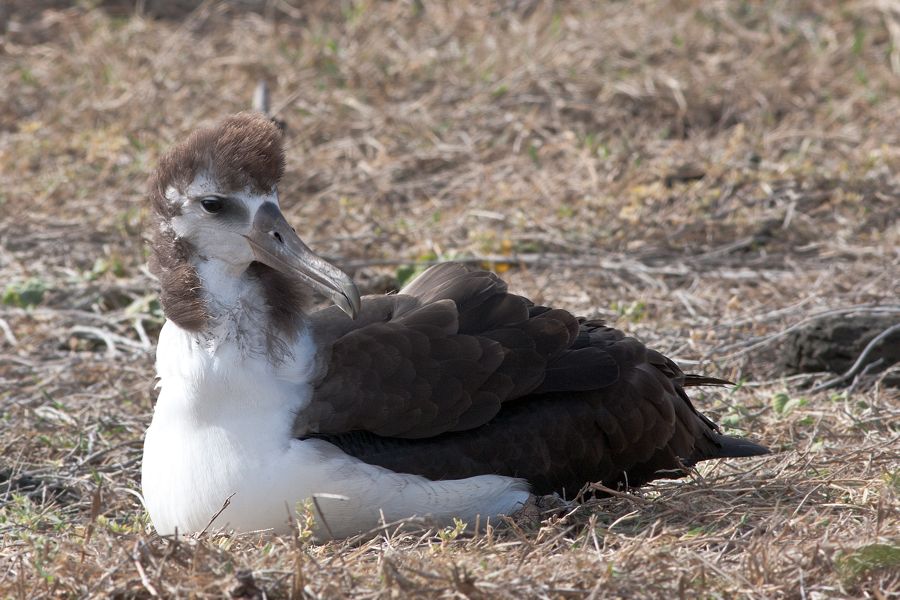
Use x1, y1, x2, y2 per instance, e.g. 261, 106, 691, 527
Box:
305, 264, 574, 438
538, 347, 619, 392
303, 262, 767, 495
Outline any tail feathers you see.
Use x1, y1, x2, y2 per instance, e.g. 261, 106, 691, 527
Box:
711, 434, 770, 459
684, 373, 734, 387
685, 434, 769, 469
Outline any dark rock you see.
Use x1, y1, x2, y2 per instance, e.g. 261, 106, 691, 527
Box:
663, 163, 706, 188
779, 314, 900, 387
230, 570, 265, 600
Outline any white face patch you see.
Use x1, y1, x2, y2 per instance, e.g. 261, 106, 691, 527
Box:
165, 173, 281, 269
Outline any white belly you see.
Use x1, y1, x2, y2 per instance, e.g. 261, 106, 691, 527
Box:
142, 409, 300, 534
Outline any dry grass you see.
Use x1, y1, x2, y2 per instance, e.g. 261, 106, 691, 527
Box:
1, 1, 899, 597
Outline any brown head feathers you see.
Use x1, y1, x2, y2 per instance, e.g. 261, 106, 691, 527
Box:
149, 112, 285, 219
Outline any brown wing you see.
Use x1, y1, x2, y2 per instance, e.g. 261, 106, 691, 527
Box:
313, 320, 768, 495
300, 263, 768, 494
299, 263, 584, 439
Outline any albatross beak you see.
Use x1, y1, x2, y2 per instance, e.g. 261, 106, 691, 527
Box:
244, 202, 361, 319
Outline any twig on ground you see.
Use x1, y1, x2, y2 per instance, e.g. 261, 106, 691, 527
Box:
335, 253, 692, 277
0, 318, 17, 346
132, 539, 159, 597
71, 326, 148, 356
199, 493, 235, 537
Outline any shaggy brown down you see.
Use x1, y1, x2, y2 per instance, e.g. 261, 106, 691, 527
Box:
146, 113, 294, 333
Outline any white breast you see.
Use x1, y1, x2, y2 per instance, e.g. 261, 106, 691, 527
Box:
142, 319, 314, 533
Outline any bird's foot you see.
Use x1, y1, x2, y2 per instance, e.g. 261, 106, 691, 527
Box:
510, 493, 571, 528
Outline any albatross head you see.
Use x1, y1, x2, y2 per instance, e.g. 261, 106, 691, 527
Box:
148, 112, 360, 335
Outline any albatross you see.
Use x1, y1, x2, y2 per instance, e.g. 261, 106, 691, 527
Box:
141, 113, 768, 539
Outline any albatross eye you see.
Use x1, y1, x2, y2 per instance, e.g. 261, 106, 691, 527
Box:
199, 196, 225, 214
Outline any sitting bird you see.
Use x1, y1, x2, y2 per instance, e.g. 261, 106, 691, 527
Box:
141, 113, 768, 539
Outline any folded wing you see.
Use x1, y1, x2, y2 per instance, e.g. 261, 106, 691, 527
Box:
299, 263, 768, 494
302, 263, 588, 438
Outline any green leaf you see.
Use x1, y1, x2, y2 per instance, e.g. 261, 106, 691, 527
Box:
395, 265, 419, 288
771, 392, 789, 414
772, 392, 806, 416
2, 278, 47, 308
836, 543, 900, 583
883, 470, 900, 492
721, 413, 742, 428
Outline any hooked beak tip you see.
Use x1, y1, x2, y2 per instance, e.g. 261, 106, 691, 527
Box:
335, 282, 361, 320
244, 203, 361, 319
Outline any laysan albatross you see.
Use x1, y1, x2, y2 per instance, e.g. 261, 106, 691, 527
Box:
141, 113, 768, 539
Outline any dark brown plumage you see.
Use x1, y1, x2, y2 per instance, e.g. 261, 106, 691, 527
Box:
302, 263, 768, 497
149, 231, 209, 332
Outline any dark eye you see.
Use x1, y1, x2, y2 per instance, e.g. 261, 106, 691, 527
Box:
199, 196, 224, 214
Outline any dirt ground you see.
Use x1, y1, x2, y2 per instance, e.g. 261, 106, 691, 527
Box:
1, 1, 898, 597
